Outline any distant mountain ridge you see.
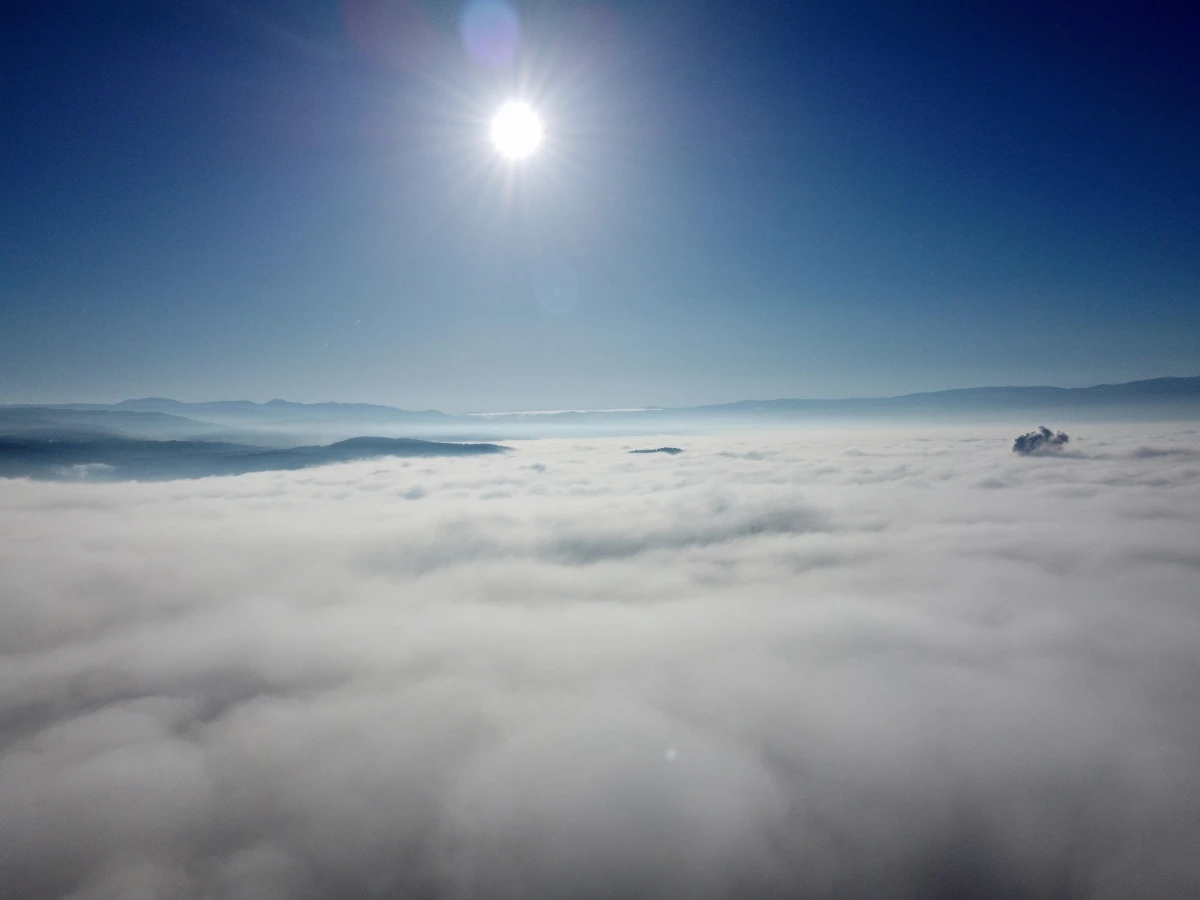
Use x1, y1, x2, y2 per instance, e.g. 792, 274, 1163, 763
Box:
4, 375, 1199, 445
50, 375, 1200, 418
700, 376, 1200, 408
54, 397, 450, 420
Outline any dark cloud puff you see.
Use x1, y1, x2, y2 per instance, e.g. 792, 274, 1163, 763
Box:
1013, 426, 1070, 455
1, 428, 1199, 899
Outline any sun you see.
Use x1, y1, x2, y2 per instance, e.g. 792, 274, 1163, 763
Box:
490, 101, 543, 160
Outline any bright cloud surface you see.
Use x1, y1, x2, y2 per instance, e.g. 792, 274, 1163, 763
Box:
2, 427, 1200, 898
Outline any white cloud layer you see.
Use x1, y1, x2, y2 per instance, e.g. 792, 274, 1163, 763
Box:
2, 426, 1200, 899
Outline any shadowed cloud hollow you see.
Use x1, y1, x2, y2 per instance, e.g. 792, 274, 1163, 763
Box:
1, 427, 1199, 898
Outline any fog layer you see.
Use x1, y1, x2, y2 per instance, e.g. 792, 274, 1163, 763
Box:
2, 427, 1199, 899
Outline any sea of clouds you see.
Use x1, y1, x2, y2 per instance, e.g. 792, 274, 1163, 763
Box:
2, 425, 1199, 899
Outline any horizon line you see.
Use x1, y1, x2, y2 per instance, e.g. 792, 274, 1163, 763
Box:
4, 373, 1199, 416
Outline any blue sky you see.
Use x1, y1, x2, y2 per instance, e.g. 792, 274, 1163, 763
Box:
2, 0, 1197, 411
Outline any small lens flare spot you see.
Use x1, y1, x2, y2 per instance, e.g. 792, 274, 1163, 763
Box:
533, 258, 578, 313
491, 101, 543, 160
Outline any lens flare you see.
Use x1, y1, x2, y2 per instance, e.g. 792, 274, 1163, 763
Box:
460, 0, 520, 68
490, 101, 543, 160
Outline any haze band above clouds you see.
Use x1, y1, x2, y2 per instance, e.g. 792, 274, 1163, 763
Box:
2, 427, 1199, 899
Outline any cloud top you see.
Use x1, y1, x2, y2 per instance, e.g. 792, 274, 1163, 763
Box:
1, 427, 1199, 898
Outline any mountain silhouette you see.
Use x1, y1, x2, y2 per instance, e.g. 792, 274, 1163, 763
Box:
5, 375, 1199, 445
0, 436, 507, 482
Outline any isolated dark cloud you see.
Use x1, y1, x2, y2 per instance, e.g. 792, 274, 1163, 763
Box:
1, 428, 1199, 899
1012, 425, 1070, 455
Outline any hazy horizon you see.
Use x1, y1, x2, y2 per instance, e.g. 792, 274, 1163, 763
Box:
6, 371, 1200, 416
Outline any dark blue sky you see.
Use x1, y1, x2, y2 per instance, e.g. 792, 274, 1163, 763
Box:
3, 0, 1197, 410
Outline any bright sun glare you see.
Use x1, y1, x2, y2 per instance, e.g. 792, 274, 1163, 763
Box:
490, 101, 543, 160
